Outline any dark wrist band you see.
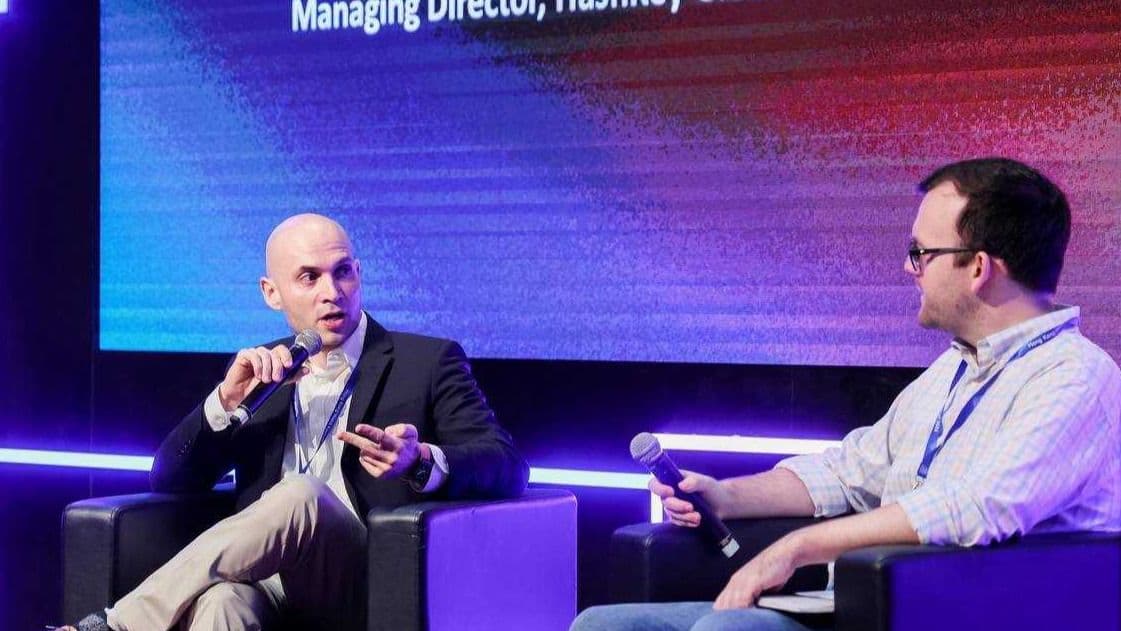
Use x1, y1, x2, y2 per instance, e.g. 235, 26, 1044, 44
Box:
407, 451, 434, 491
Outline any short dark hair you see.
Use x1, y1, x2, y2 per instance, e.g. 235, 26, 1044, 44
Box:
919, 157, 1071, 293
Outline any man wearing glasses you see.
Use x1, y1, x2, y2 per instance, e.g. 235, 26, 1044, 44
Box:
572, 157, 1120, 631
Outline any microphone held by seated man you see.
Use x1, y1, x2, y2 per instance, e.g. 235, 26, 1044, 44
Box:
572, 157, 1121, 631
62, 213, 529, 631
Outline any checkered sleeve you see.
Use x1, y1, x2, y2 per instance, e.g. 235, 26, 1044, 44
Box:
896, 358, 1121, 545
778, 396, 903, 518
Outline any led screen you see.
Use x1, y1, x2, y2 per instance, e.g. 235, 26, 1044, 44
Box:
101, 0, 1121, 365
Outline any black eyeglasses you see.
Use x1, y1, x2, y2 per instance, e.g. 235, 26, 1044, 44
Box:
907, 246, 976, 272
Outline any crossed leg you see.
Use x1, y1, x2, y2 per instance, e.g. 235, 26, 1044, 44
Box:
68, 476, 366, 631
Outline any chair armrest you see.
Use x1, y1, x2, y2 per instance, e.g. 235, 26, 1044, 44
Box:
609, 517, 829, 603
365, 489, 577, 631
835, 532, 1121, 631
62, 485, 236, 621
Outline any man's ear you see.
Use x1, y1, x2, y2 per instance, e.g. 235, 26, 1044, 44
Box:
969, 251, 996, 294
260, 276, 283, 311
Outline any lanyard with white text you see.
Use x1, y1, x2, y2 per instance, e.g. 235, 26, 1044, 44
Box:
914, 318, 1077, 488
293, 368, 361, 475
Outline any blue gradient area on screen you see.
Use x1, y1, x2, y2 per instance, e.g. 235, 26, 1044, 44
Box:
101, 0, 1121, 366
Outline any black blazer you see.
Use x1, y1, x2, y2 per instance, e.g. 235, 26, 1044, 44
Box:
151, 317, 529, 516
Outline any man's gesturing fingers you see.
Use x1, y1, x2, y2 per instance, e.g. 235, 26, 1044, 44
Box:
337, 427, 391, 477
338, 424, 421, 480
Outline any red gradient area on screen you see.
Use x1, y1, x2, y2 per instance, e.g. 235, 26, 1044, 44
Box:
486, 0, 1121, 364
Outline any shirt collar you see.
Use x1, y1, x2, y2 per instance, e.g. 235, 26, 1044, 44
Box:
952, 304, 1080, 372
309, 313, 367, 380
338, 312, 368, 369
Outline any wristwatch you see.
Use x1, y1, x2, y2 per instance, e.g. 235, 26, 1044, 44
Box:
406, 450, 434, 491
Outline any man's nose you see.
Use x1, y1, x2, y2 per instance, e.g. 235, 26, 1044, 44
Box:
318, 276, 341, 301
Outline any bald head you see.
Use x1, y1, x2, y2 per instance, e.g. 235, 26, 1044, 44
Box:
259, 213, 363, 352
265, 213, 353, 278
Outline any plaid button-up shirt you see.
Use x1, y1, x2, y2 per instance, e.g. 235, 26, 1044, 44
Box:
779, 306, 1121, 545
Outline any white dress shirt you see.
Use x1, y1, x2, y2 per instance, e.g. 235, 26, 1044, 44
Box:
202, 314, 449, 517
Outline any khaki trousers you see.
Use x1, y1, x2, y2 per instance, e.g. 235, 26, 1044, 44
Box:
107, 476, 366, 631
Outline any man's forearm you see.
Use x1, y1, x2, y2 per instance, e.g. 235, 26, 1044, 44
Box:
151, 403, 233, 493
717, 468, 817, 519
786, 503, 919, 567
710, 501, 920, 609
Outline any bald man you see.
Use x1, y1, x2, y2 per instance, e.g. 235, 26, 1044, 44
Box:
66, 214, 529, 631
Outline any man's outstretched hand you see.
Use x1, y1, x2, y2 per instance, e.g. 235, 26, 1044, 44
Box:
337, 423, 425, 479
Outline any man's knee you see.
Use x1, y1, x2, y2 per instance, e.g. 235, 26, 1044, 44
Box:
263, 476, 352, 524
570, 605, 626, 631
259, 476, 359, 541
268, 475, 330, 508
571, 603, 690, 631
690, 608, 808, 631
188, 582, 270, 630
194, 582, 247, 609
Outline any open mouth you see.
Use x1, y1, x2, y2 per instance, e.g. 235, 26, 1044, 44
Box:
319, 312, 346, 328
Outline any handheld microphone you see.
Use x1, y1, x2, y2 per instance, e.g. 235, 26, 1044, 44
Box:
630, 432, 740, 558
229, 329, 322, 427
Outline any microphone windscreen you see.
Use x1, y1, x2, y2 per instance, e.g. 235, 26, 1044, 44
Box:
295, 329, 323, 355
630, 432, 662, 467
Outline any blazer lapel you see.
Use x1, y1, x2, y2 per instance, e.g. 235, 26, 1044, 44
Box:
345, 315, 394, 433
341, 316, 394, 516
252, 380, 294, 489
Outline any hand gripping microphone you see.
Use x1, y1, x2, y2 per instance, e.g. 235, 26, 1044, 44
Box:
630, 432, 740, 558
229, 329, 322, 427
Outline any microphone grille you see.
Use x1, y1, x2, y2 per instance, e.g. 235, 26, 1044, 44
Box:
629, 432, 662, 466
294, 329, 323, 355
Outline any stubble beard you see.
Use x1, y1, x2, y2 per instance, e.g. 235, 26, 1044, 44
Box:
918, 292, 977, 340
917, 292, 939, 330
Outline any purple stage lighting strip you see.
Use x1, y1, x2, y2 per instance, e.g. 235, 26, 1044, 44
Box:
654, 434, 840, 456
0, 448, 153, 471
529, 467, 650, 489
0, 434, 842, 523
0, 448, 652, 488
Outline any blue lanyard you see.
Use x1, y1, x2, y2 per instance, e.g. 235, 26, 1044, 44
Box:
293, 368, 361, 475
914, 318, 1077, 488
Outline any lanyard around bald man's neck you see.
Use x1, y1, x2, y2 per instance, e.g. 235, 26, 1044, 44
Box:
293, 367, 362, 475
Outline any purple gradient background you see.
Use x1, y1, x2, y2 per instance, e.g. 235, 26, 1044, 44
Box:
100, 0, 1121, 365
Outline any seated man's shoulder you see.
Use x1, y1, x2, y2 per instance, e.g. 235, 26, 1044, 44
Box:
1045, 334, 1120, 386
385, 329, 463, 358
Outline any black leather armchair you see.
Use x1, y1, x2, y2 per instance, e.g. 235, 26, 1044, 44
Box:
63, 486, 577, 631
610, 519, 1121, 631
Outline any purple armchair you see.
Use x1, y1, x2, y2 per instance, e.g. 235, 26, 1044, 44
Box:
610, 518, 1120, 631
63, 486, 577, 631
